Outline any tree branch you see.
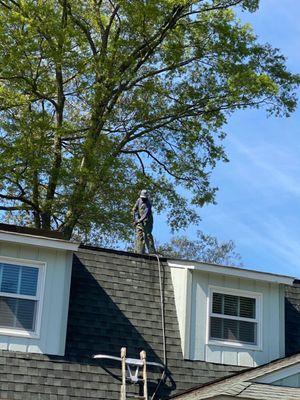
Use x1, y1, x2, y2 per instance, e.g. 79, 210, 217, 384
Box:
0, 1, 12, 10
182, 0, 245, 17
42, 0, 67, 229
121, 148, 197, 183
0, 205, 27, 211
119, 4, 188, 74
124, 56, 198, 91
62, 0, 98, 57
101, 1, 120, 56
0, 192, 38, 210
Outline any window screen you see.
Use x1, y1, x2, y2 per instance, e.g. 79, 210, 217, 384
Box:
0, 262, 39, 332
209, 291, 258, 345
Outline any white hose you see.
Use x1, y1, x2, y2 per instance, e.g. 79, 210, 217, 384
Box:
150, 253, 167, 400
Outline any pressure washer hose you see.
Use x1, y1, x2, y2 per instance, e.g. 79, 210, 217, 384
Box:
150, 253, 167, 400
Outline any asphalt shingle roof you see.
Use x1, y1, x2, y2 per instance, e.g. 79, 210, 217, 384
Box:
0, 246, 242, 399
170, 352, 300, 399
201, 382, 300, 400
235, 383, 300, 399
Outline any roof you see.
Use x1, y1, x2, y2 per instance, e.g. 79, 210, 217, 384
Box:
0, 223, 79, 251
0, 222, 65, 239
0, 246, 242, 400
0, 224, 79, 251
169, 352, 300, 399
203, 383, 300, 399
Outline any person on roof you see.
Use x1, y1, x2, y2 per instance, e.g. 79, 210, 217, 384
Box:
132, 190, 156, 254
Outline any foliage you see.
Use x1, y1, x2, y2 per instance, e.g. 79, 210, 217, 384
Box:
157, 231, 243, 266
0, 0, 298, 239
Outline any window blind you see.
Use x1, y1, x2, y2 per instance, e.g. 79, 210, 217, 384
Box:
0, 263, 38, 296
0, 297, 36, 330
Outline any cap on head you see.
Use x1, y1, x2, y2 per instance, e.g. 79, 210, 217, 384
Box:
140, 189, 148, 198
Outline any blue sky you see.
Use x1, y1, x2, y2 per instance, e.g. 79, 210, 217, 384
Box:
154, 0, 300, 276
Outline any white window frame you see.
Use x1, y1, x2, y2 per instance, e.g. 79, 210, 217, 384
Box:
0, 255, 46, 339
206, 286, 263, 351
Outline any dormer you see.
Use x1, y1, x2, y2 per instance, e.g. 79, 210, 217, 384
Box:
169, 259, 294, 367
0, 224, 79, 355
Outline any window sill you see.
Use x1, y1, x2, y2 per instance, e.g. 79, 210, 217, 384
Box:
207, 339, 262, 351
0, 328, 40, 339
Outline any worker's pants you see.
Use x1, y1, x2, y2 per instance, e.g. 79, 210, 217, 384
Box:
135, 222, 155, 254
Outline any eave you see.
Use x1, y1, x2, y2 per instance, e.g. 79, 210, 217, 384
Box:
168, 259, 295, 285
0, 229, 80, 251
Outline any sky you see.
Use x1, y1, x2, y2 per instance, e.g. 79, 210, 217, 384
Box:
154, 0, 300, 277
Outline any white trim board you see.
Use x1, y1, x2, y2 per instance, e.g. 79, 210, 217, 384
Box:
0, 230, 80, 251
168, 261, 294, 285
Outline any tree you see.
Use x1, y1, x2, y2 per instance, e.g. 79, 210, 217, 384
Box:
157, 231, 242, 266
0, 0, 298, 239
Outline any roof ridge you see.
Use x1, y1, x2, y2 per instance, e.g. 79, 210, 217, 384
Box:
79, 244, 168, 261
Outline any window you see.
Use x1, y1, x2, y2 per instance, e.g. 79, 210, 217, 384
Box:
0, 258, 45, 337
208, 287, 261, 348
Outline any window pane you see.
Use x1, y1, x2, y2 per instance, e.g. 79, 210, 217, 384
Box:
212, 293, 223, 314
15, 299, 36, 330
240, 297, 256, 319
223, 318, 239, 341
239, 320, 256, 344
224, 294, 238, 316
1, 264, 20, 294
0, 296, 36, 331
0, 296, 17, 327
212, 292, 256, 319
210, 317, 257, 345
0, 263, 38, 296
210, 317, 223, 339
20, 267, 38, 296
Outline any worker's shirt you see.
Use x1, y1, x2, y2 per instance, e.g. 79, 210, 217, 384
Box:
133, 198, 153, 223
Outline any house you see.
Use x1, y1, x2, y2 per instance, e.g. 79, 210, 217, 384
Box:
0, 223, 299, 399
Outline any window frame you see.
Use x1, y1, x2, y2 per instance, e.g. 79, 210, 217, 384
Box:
206, 286, 263, 351
0, 255, 46, 338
